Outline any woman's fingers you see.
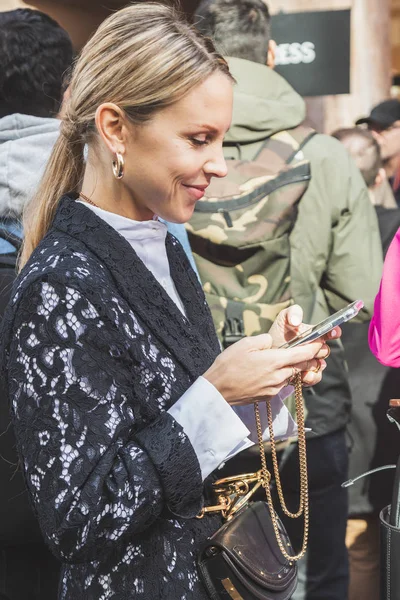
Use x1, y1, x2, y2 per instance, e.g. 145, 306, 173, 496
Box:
302, 371, 322, 386
286, 304, 303, 328
290, 357, 324, 374
266, 358, 326, 395
322, 326, 341, 341
245, 333, 274, 352
263, 358, 324, 391
205, 331, 331, 406
268, 305, 305, 347
275, 340, 324, 367
315, 343, 331, 360
273, 365, 300, 387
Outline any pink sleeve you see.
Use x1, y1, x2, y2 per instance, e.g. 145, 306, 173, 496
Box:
369, 228, 400, 367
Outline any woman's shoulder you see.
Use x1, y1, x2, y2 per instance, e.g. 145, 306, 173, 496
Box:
13, 230, 112, 310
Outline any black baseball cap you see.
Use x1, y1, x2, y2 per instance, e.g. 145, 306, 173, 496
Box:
356, 99, 400, 129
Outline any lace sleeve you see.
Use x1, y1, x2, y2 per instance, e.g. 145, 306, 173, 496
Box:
8, 278, 203, 563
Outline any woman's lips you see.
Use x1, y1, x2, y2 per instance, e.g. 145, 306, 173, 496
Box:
182, 184, 207, 201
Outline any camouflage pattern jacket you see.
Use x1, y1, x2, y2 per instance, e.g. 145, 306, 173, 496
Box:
203, 58, 383, 436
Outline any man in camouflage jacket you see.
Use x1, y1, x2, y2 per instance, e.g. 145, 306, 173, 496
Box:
195, 1, 383, 599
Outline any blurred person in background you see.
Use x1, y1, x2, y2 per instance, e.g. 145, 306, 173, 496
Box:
332, 127, 400, 600
195, 1, 383, 599
0, 8, 73, 598
369, 231, 400, 366
369, 193, 400, 365
356, 99, 400, 207
0, 8, 72, 249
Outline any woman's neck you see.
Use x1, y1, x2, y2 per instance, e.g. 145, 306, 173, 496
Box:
80, 158, 154, 221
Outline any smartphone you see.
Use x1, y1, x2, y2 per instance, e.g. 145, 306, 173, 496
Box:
280, 300, 364, 349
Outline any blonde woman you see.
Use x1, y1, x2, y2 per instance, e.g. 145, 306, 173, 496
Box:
0, 4, 336, 598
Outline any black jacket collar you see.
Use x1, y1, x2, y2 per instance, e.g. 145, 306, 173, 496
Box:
52, 195, 220, 378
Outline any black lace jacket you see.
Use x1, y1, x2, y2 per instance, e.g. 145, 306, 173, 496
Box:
0, 196, 223, 599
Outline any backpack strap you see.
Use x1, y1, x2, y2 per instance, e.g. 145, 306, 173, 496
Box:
285, 129, 318, 164
252, 125, 317, 164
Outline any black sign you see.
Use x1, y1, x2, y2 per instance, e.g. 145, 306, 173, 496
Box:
271, 10, 351, 97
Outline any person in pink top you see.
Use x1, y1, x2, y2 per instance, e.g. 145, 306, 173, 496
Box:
369, 227, 400, 366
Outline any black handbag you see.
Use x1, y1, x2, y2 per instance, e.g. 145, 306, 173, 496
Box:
198, 501, 297, 600
198, 374, 308, 600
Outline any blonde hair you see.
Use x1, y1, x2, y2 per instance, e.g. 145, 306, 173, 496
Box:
20, 2, 232, 268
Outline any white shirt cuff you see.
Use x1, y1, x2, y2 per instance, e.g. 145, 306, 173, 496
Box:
168, 376, 251, 480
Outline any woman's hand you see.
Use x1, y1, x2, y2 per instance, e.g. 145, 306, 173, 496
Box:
203, 333, 326, 406
268, 305, 341, 387
268, 305, 341, 349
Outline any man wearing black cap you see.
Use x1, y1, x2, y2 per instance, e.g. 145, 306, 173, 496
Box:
356, 99, 400, 131
356, 99, 400, 206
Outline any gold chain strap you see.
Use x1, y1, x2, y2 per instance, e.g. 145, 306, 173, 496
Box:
197, 373, 309, 563
254, 372, 309, 562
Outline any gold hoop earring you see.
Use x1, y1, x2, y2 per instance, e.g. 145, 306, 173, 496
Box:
112, 152, 124, 180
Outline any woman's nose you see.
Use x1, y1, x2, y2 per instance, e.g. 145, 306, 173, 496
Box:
204, 150, 228, 179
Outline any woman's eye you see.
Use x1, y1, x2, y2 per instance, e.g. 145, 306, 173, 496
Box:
190, 137, 208, 147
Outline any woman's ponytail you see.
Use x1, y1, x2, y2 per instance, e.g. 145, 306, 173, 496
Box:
19, 125, 85, 270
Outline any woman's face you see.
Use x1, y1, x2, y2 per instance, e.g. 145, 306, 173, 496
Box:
123, 71, 233, 223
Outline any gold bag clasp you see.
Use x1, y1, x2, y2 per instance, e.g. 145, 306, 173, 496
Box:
197, 470, 270, 520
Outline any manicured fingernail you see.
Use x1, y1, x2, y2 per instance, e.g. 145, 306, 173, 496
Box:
291, 316, 301, 326
330, 329, 337, 337
321, 360, 327, 370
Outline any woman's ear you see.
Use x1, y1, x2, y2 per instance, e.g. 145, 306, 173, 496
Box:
95, 103, 126, 156
267, 40, 277, 69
